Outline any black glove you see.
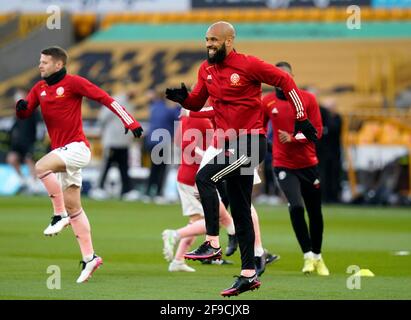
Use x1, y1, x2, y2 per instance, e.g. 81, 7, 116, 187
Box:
125, 126, 144, 138
165, 83, 188, 104
294, 118, 318, 142
16, 99, 28, 112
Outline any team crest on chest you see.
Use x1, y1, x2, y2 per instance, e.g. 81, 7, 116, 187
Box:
230, 73, 240, 86
56, 86, 65, 97
207, 74, 212, 83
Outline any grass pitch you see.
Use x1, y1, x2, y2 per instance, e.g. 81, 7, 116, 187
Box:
0, 196, 410, 300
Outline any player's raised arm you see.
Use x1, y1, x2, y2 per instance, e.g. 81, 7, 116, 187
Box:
293, 92, 323, 144
73, 75, 143, 138
250, 57, 318, 142
15, 86, 39, 119
166, 67, 209, 111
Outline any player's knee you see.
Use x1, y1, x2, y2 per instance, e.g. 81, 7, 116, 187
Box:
195, 169, 209, 187
189, 214, 203, 223
35, 160, 49, 177
66, 204, 81, 215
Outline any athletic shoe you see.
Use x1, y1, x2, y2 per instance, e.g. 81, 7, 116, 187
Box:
201, 259, 233, 265
255, 253, 267, 277
76, 255, 103, 283
162, 229, 178, 262
88, 188, 109, 200
302, 258, 315, 274
220, 274, 261, 297
265, 251, 280, 265
122, 190, 141, 201
168, 260, 196, 272
225, 234, 238, 256
43, 215, 70, 236
184, 241, 222, 261
315, 258, 330, 276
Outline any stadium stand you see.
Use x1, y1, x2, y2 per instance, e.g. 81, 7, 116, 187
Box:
0, 3, 410, 200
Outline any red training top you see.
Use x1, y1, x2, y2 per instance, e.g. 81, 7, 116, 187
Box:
182, 50, 307, 141
17, 74, 140, 150
262, 90, 322, 169
176, 115, 214, 186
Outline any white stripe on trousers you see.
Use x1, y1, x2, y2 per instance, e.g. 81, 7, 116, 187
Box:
210, 154, 248, 183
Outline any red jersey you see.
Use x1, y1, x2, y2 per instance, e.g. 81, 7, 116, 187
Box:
182, 50, 307, 140
17, 74, 140, 150
176, 115, 214, 186
262, 90, 322, 169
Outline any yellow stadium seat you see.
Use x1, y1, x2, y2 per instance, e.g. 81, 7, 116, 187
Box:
389, 8, 407, 20
373, 9, 391, 21
308, 8, 323, 22
274, 9, 290, 23
360, 7, 373, 21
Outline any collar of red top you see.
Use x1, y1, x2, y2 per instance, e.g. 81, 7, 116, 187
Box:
43, 67, 67, 86
223, 49, 236, 64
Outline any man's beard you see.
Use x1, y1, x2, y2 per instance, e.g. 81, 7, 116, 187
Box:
207, 43, 227, 64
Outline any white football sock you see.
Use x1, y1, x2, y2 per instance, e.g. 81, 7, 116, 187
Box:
304, 251, 314, 259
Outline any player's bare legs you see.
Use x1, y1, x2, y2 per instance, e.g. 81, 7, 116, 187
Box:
169, 214, 203, 272
36, 153, 69, 235
164, 202, 235, 271
251, 204, 268, 276
64, 185, 102, 282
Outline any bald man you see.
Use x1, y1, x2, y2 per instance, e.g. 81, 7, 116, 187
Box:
166, 21, 317, 297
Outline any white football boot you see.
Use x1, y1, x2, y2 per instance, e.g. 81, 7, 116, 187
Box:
162, 229, 178, 262
43, 215, 70, 236
168, 260, 195, 272
76, 255, 103, 283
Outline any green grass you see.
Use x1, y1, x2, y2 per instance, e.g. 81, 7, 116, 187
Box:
0, 196, 410, 300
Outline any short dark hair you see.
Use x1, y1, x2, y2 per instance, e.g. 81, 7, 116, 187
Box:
275, 61, 292, 72
41, 46, 68, 65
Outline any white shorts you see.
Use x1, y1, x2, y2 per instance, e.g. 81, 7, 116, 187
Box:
199, 146, 222, 171
253, 168, 261, 185
51, 141, 91, 190
177, 182, 204, 217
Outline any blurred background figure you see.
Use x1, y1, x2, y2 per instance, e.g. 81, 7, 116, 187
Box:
89, 90, 140, 201
317, 97, 343, 204
143, 86, 180, 201
6, 88, 40, 194
254, 122, 283, 206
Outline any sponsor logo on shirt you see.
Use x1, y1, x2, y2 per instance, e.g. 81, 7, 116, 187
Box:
230, 73, 241, 86
56, 86, 65, 97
